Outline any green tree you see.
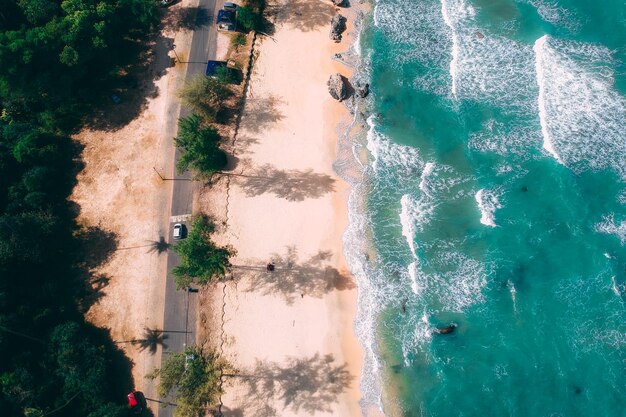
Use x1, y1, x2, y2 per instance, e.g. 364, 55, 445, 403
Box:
173, 216, 234, 288
175, 114, 227, 176
179, 74, 232, 122
236, 6, 260, 32
149, 346, 226, 417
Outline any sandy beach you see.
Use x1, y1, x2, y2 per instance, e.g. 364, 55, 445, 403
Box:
200, 0, 364, 415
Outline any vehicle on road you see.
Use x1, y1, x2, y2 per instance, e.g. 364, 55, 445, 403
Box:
173, 223, 186, 240
127, 391, 144, 414
216, 9, 236, 31
223, 2, 238, 11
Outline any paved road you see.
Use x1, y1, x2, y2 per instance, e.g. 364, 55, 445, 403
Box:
158, 1, 220, 416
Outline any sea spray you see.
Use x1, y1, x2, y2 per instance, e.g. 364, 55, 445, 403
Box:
475, 188, 502, 227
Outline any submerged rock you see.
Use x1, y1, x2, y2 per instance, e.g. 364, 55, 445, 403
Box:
355, 81, 369, 98
327, 73, 347, 101
434, 323, 457, 335
330, 14, 347, 42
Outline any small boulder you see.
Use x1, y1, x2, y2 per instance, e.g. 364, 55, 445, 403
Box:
330, 14, 347, 42
327, 73, 347, 101
355, 81, 369, 98
332, 0, 345, 6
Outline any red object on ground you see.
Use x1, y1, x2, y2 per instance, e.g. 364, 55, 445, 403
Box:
127, 392, 138, 407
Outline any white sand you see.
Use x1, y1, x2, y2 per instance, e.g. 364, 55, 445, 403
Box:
211, 1, 363, 415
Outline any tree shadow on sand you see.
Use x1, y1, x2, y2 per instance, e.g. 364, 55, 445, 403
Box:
234, 246, 355, 304
229, 164, 335, 201
75, 226, 118, 312
116, 327, 168, 355
267, 0, 334, 32
232, 353, 353, 417
240, 95, 285, 134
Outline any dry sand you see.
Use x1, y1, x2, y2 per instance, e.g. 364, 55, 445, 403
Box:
200, 0, 365, 415
71, 2, 196, 397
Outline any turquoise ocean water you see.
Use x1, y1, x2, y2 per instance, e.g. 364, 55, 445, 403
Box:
346, 0, 626, 415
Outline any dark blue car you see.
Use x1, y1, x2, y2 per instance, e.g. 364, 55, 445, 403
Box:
216, 9, 236, 31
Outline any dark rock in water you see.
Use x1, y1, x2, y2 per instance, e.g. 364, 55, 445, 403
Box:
330, 14, 347, 42
332, 0, 345, 6
574, 385, 583, 395
434, 323, 457, 335
390, 364, 403, 374
327, 73, 347, 101
521, 185, 528, 192
355, 81, 369, 98
475, 31, 485, 39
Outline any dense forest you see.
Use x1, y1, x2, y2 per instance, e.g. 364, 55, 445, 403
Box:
0, 0, 159, 415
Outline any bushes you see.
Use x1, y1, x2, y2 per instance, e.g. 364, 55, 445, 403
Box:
236, 6, 261, 32
179, 74, 233, 122
149, 346, 227, 417
175, 114, 227, 177
172, 216, 235, 288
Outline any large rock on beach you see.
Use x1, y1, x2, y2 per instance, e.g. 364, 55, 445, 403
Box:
331, 0, 345, 6
327, 73, 347, 101
330, 14, 347, 42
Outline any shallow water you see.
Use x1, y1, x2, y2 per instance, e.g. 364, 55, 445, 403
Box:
350, 0, 626, 415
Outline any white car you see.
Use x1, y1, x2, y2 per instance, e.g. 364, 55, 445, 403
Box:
173, 223, 185, 240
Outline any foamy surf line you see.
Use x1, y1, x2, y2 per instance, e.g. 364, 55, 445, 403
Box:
534, 35, 563, 163
475, 188, 502, 227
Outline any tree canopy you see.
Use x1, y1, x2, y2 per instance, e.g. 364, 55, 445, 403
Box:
149, 346, 227, 417
175, 114, 227, 176
179, 74, 233, 122
0, 0, 159, 414
173, 216, 234, 288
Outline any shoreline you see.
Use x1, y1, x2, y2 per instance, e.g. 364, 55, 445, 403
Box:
199, 0, 368, 415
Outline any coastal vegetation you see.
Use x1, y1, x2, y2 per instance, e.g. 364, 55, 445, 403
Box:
237, 0, 266, 32
148, 346, 227, 417
173, 216, 234, 288
179, 74, 233, 123
0, 0, 159, 414
175, 114, 227, 176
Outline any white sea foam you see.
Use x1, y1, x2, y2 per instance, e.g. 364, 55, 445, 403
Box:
419, 162, 435, 196
400, 194, 419, 258
410, 252, 487, 312
533, 36, 626, 178
366, 116, 423, 176
610, 276, 621, 297
440, 0, 538, 111
475, 188, 502, 227
526, 0, 581, 31
596, 215, 626, 245
508, 280, 518, 314
534, 35, 563, 163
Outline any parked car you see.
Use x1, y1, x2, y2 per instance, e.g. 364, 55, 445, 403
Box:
223, 2, 238, 11
216, 9, 236, 31
127, 392, 143, 414
173, 223, 186, 240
